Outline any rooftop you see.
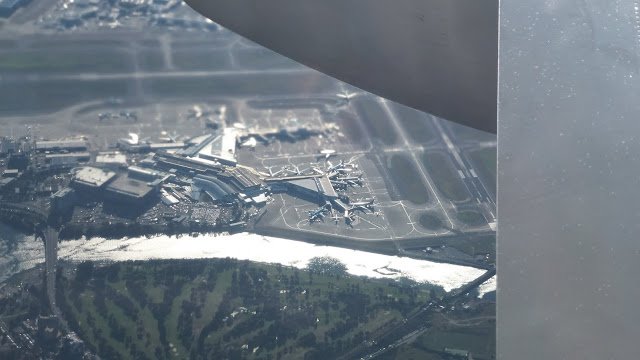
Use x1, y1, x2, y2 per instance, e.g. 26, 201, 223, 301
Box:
105, 173, 156, 199
195, 128, 238, 165
52, 187, 75, 198
317, 175, 338, 199
36, 139, 87, 151
96, 152, 127, 165
72, 167, 116, 188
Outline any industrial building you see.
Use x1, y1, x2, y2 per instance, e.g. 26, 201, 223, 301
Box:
175, 129, 239, 166
195, 128, 238, 165
45, 152, 90, 166
2, 169, 19, 178
96, 152, 128, 169
104, 173, 161, 205
272, 174, 338, 203
36, 139, 87, 153
154, 151, 223, 176
160, 189, 179, 206
217, 166, 263, 193
190, 174, 235, 202
0, 138, 17, 155
127, 166, 160, 182
71, 167, 117, 190
51, 187, 76, 214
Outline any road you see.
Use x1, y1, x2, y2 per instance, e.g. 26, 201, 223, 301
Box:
0, 202, 69, 332
431, 117, 496, 222
347, 267, 496, 360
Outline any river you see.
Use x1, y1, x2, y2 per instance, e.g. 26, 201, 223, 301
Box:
0, 224, 494, 293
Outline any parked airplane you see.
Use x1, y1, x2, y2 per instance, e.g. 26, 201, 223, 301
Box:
330, 212, 341, 224
327, 159, 345, 173
309, 206, 327, 221
319, 149, 337, 160
159, 131, 178, 143
337, 91, 358, 102
336, 173, 363, 182
350, 198, 375, 208
240, 137, 257, 149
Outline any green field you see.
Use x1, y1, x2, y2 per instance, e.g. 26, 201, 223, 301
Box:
148, 73, 335, 99
0, 39, 17, 49
172, 49, 231, 70
418, 213, 444, 230
469, 147, 497, 198
398, 234, 495, 263
388, 154, 429, 205
336, 110, 368, 148
0, 79, 130, 113
235, 48, 300, 70
138, 50, 166, 72
0, 51, 131, 73
448, 121, 496, 143
391, 104, 435, 144
58, 258, 440, 360
355, 99, 398, 146
422, 152, 470, 202
457, 211, 486, 227
29, 39, 128, 49
388, 304, 496, 360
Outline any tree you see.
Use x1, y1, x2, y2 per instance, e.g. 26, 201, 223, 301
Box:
76, 260, 94, 284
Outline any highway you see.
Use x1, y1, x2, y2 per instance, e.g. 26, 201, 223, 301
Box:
0, 67, 315, 84
344, 267, 496, 360
0, 202, 69, 333
431, 117, 496, 222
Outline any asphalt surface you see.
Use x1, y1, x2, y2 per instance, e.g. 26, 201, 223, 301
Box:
0, 10, 496, 259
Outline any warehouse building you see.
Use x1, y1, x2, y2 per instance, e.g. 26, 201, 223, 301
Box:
71, 167, 116, 192
217, 166, 263, 193
104, 173, 161, 206
194, 128, 238, 166
190, 174, 235, 202
51, 187, 76, 214
272, 174, 339, 203
45, 152, 90, 166
96, 152, 128, 169
36, 139, 87, 153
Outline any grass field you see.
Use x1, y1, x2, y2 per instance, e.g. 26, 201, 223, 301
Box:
148, 72, 336, 99
0, 79, 130, 113
387, 304, 496, 360
391, 103, 435, 144
58, 258, 440, 360
388, 154, 429, 205
0, 39, 17, 49
355, 99, 398, 146
448, 121, 496, 143
137, 50, 166, 72
457, 210, 486, 227
397, 234, 495, 263
29, 39, 127, 49
469, 147, 497, 198
172, 49, 231, 70
418, 213, 444, 230
235, 48, 300, 70
422, 152, 470, 202
0, 50, 131, 73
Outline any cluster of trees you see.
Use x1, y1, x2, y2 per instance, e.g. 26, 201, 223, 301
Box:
306, 256, 348, 276
57, 258, 436, 360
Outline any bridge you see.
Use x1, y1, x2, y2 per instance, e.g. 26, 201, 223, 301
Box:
0, 202, 69, 332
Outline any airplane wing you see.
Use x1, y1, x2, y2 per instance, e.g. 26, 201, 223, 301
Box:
185, 0, 498, 134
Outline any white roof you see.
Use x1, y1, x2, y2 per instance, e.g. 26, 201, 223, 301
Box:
73, 167, 116, 187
